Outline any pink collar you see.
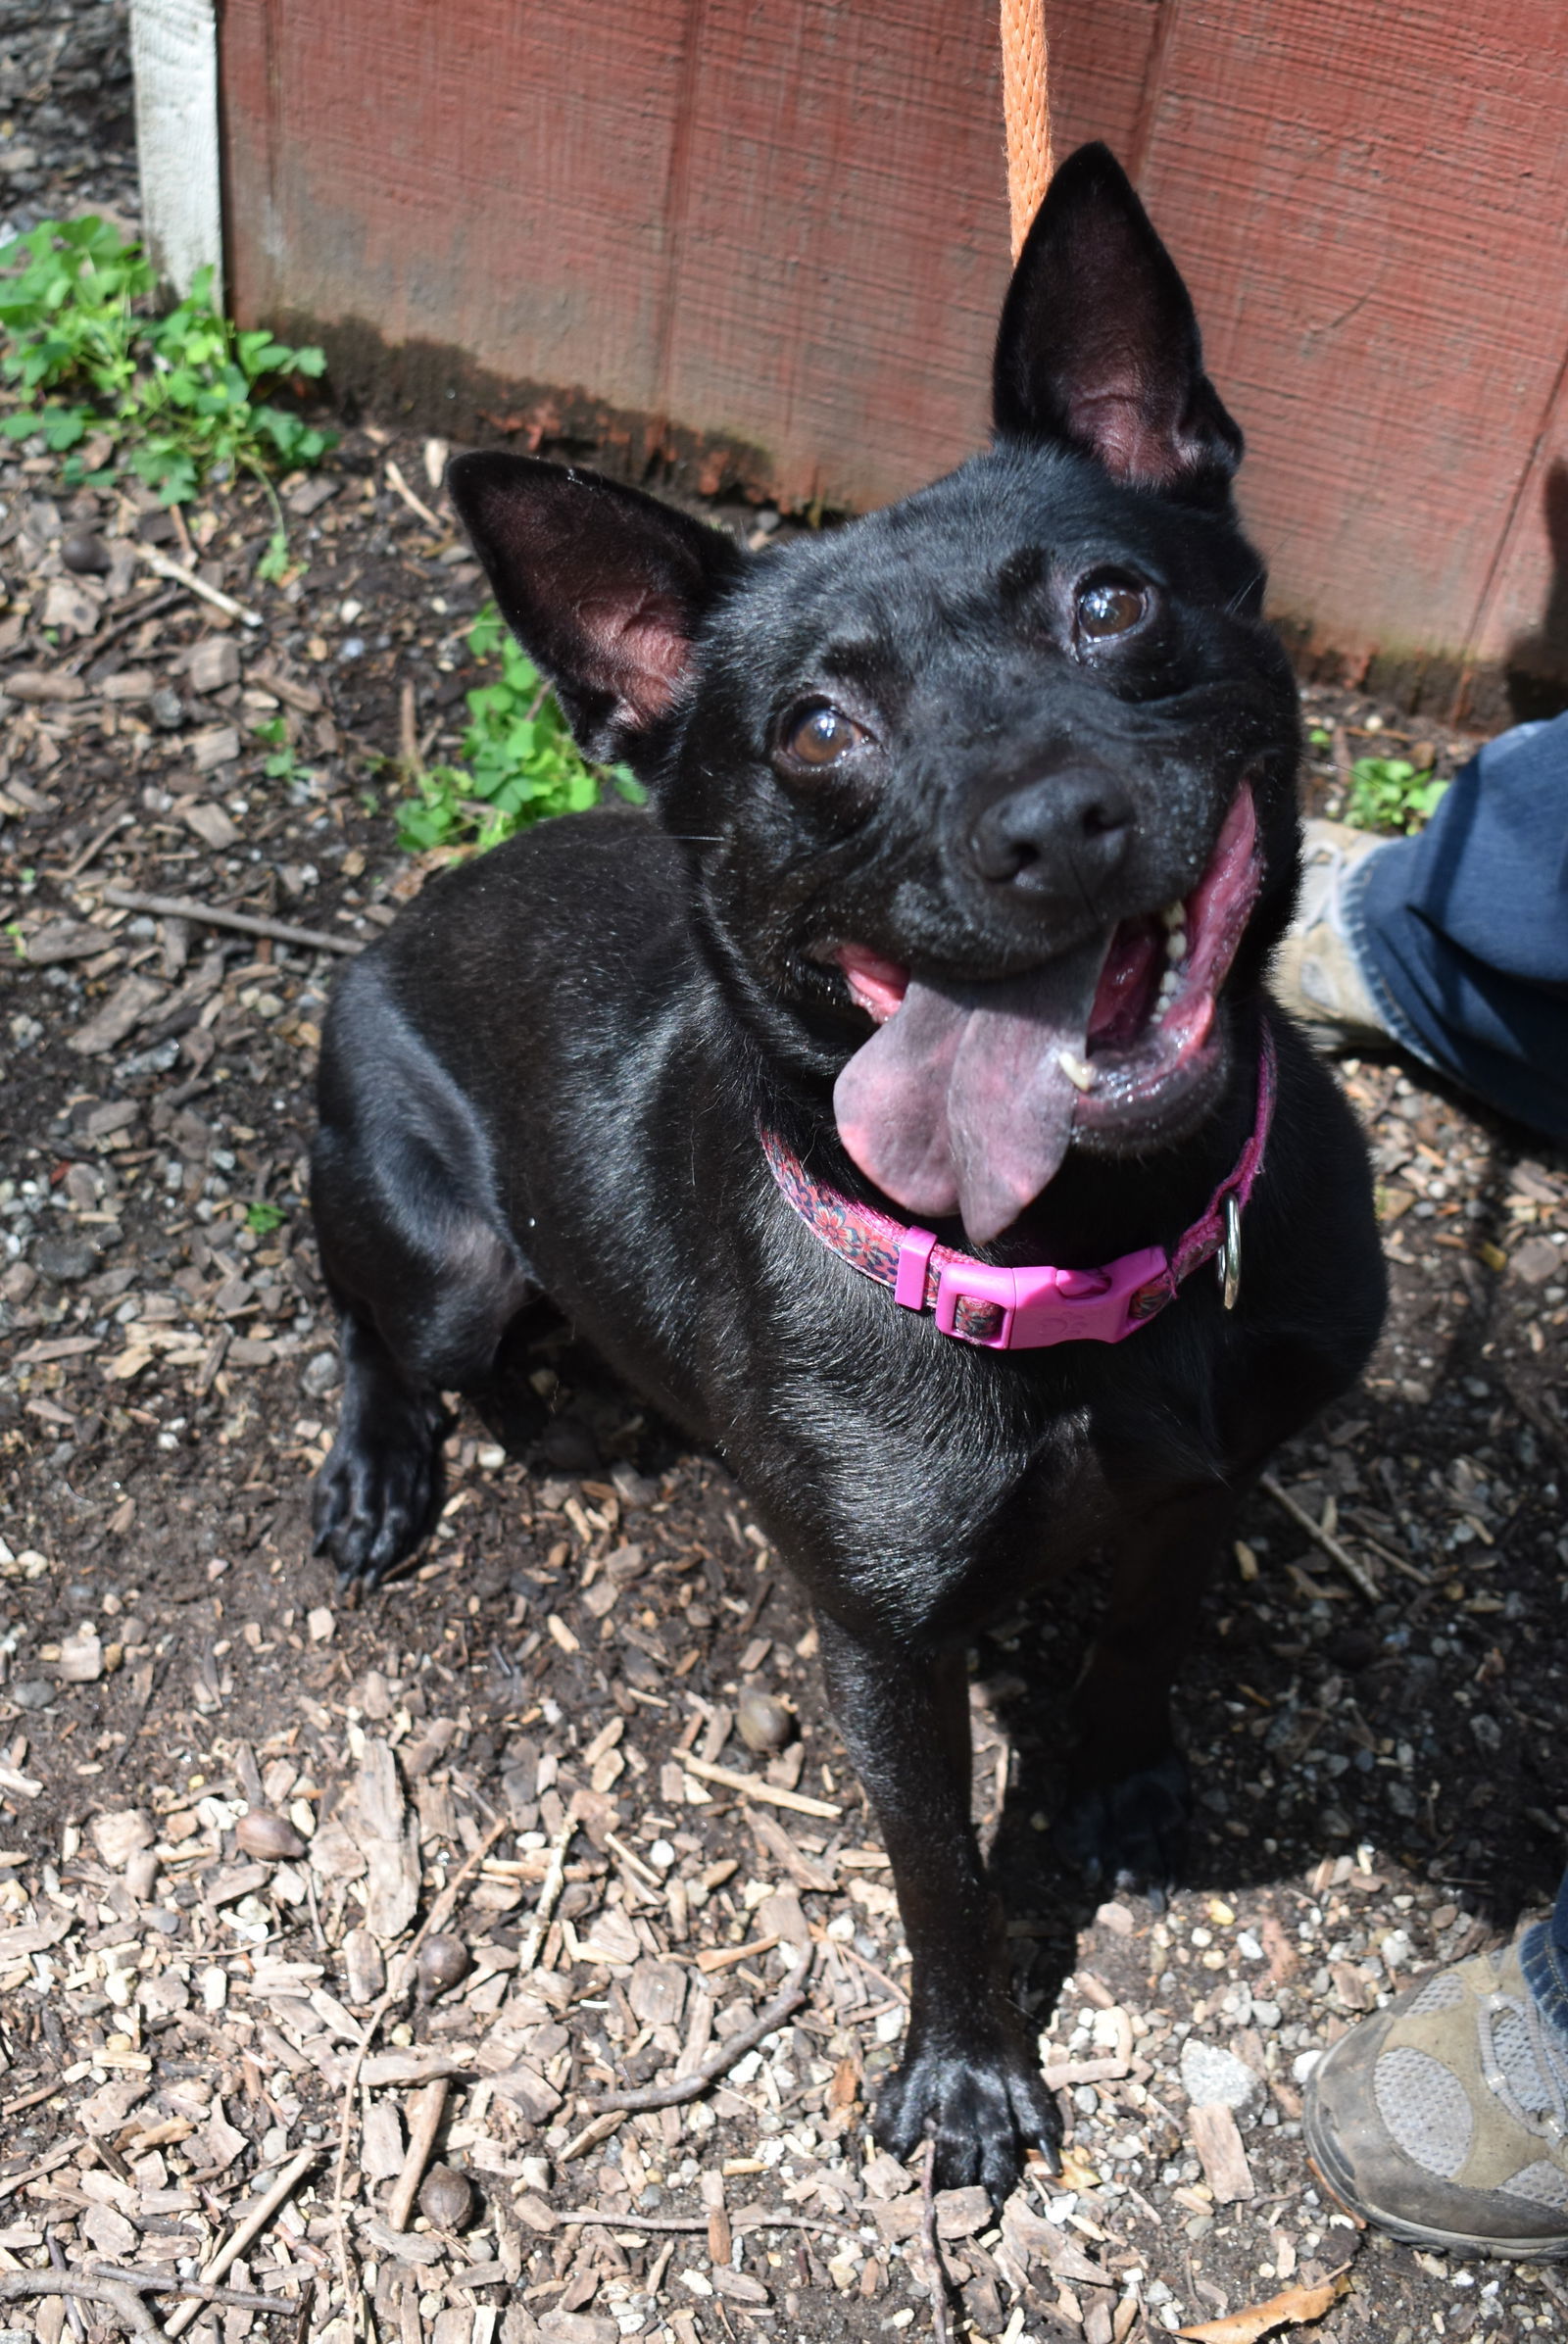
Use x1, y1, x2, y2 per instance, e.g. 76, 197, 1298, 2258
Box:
762, 1027, 1277, 1351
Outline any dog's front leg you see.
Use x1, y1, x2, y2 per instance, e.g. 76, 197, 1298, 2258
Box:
816, 1612, 1060, 2199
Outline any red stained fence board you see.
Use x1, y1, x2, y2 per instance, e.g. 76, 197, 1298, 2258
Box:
220, 0, 1568, 687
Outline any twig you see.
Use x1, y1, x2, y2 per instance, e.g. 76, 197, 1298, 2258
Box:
88, 2266, 307, 2314
384, 458, 446, 533
329, 1820, 509, 2332
558, 2110, 625, 2164
1259, 1473, 1381, 1603
136, 541, 264, 628
397, 675, 419, 775
1341, 1515, 1432, 1586
99, 885, 362, 957
1508, 1381, 1568, 1465
385, 2075, 449, 2232
517, 1811, 576, 1972
921, 2136, 953, 2344
163, 2146, 319, 2338
289, 2277, 316, 2344
64, 585, 185, 673
0, 2271, 160, 2339
817, 1930, 909, 2005
604, 1829, 664, 1893
683, 1754, 842, 1820
580, 1941, 813, 2112
48, 803, 133, 884
49, 2229, 87, 2342
550, 2206, 858, 2240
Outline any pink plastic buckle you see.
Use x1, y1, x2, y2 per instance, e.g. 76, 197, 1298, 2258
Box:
931, 1244, 1170, 1350
894, 1225, 939, 1309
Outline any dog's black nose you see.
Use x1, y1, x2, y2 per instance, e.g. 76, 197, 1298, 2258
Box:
968, 769, 1136, 895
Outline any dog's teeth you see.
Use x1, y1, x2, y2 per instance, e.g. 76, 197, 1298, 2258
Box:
1056, 1049, 1097, 1093
1160, 901, 1186, 930
1164, 925, 1187, 963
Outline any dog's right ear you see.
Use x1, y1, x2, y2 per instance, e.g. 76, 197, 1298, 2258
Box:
447, 453, 744, 767
993, 142, 1242, 502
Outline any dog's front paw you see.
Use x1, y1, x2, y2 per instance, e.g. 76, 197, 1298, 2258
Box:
1054, 1747, 1191, 1902
873, 2031, 1061, 2203
313, 1398, 446, 1590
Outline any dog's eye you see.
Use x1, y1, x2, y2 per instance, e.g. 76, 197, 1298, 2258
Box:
782, 704, 863, 767
1076, 578, 1148, 640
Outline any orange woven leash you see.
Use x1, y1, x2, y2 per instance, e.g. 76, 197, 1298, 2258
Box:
1000, 0, 1053, 260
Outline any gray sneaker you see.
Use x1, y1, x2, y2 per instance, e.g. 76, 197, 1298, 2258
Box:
1271, 819, 1395, 1050
1303, 1928, 1568, 2258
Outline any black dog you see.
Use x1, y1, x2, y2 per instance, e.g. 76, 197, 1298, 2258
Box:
310, 144, 1386, 2198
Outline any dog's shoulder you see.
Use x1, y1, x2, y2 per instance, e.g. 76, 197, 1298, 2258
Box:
357, 808, 695, 993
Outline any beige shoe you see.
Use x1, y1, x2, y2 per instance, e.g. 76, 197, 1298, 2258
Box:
1271, 819, 1395, 1050
1303, 1927, 1568, 2257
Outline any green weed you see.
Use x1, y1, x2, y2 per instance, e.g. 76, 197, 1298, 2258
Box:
245, 1200, 287, 1237
0, 215, 333, 504
251, 716, 300, 783
396, 604, 644, 854
1345, 755, 1448, 835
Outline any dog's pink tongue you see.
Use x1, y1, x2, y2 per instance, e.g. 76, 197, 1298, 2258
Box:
832, 938, 1108, 1245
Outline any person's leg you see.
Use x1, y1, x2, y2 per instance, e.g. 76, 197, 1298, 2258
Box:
1273, 710, 1568, 1137
1303, 1878, 1568, 2257
1346, 712, 1568, 1136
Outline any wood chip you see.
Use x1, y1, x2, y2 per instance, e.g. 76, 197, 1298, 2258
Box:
1188, 2101, 1254, 2204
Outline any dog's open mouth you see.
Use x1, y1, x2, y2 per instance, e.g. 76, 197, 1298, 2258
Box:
830, 785, 1262, 1244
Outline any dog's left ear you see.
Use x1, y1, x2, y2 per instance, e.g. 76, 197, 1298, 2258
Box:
993, 142, 1242, 500
447, 453, 744, 767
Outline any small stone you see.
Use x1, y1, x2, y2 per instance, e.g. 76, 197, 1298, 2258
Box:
150, 685, 186, 730
416, 1933, 470, 2003
417, 2163, 472, 2229
301, 1349, 340, 1397
235, 1807, 307, 1861
1179, 2038, 1262, 2113
61, 529, 111, 574
31, 1233, 100, 1282
736, 1689, 793, 1752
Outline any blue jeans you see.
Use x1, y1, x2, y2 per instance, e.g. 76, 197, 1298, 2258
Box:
1347, 711, 1568, 1140
1523, 1874, 1568, 2035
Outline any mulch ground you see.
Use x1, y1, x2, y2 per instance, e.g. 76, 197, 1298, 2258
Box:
3, 10, 1568, 2344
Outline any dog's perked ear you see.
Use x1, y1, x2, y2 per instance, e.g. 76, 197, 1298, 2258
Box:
993, 141, 1243, 501
446, 454, 744, 767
